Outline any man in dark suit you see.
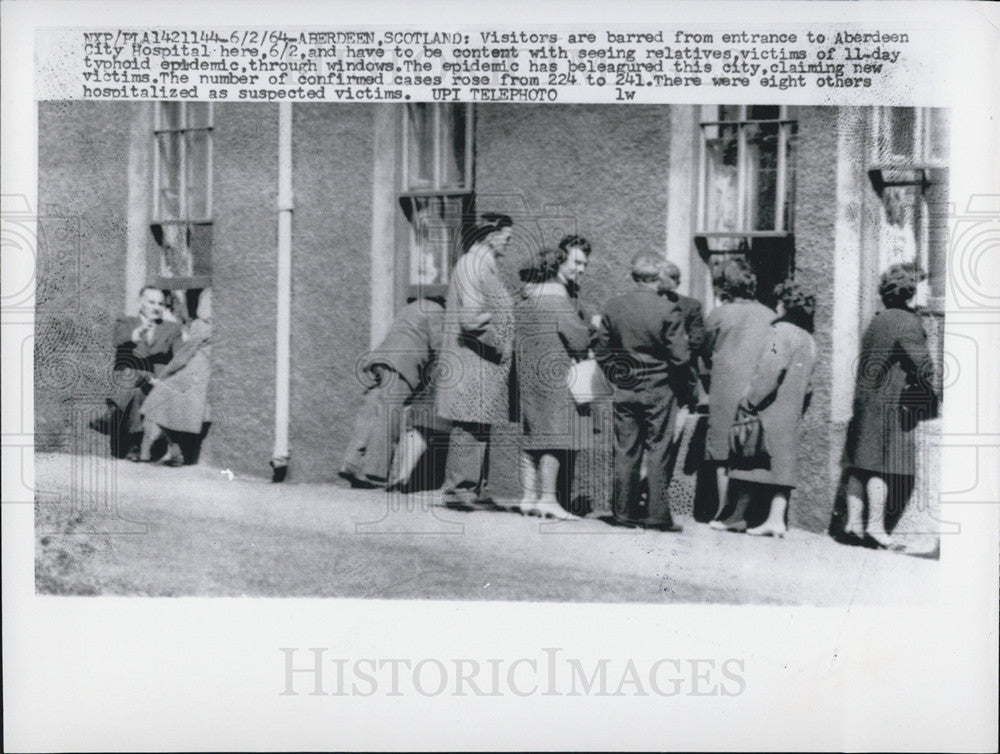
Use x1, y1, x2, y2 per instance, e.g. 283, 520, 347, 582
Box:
92, 285, 184, 459
340, 298, 445, 487
660, 261, 705, 411
595, 255, 690, 531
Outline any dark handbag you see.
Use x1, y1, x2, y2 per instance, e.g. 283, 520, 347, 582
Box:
728, 403, 770, 469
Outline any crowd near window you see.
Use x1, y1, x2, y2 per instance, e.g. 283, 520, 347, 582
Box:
697, 105, 799, 308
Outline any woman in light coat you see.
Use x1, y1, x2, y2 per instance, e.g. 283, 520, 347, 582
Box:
702, 259, 775, 529
728, 281, 818, 537
139, 288, 212, 465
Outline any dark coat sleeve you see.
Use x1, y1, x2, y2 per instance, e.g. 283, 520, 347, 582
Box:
594, 312, 617, 373
555, 298, 592, 362
113, 316, 138, 348
659, 307, 690, 370
113, 317, 139, 371
896, 314, 936, 394
685, 299, 706, 361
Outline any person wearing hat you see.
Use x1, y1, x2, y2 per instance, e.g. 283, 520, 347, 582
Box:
434, 213, 516, 510
594, 253, 690, 531
841, 262, 938, 549
728, 280, 818, 538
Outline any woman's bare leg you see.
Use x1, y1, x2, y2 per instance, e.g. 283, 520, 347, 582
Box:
844, 471, 866, 538
712, 465, 730, 521
139, 415, 162, 461
536, 452, 575, 519
748, 487, 788, 537
516, 450, 539, 515
865, 474, 895, 547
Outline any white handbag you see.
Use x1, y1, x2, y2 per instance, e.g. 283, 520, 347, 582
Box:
566, 357, 613, 405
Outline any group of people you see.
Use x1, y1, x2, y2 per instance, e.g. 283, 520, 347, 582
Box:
341, 213, 939, 548
93, 212, 937, 550
91, 285, 213, 466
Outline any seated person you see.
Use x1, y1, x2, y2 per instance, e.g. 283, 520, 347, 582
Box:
340, 298, 445, 488
90, 285, 183, 459
139, 289, 213, 465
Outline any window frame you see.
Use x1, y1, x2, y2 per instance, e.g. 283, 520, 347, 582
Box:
152, 102, 214, 224
396, 103, 476, 302
871, 106, 948, 168
694, 105, 799, 309
150, 101, 214, 292
696, 105, 798, 236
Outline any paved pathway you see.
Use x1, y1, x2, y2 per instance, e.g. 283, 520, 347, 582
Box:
35, 452, 939, 603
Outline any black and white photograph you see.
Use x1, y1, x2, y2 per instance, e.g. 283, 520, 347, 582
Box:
31, 101, 950, 603
3, 1, 998, 751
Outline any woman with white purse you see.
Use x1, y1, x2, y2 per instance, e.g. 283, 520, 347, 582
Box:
512, 246, 594, 519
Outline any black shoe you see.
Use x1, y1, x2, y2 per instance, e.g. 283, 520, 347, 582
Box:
89, 406, 120, 435
339, 467, 381, 488
444, 498, 496, 512
653, 522, 684, 533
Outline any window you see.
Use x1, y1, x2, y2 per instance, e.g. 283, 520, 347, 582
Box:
398, 103, 474, 299
151, 102, 213, 287
868, 107, 949, 304
872, 106, 949, 167
696, 105, 798, 306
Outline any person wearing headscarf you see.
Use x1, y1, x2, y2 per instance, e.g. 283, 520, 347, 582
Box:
702, 258, 776, 531
727, 281, 818, 537
841, 262, 938, 549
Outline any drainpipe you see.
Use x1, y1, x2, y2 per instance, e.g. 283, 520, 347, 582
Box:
271, 102, 293, 482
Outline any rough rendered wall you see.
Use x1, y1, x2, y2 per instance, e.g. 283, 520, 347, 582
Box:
289, 104, 374, 482
476, 104, 671, 313
787, 106, 840, 532
476, 104, 672, 507
203, 104, 280, 477
35, 102, 135, 451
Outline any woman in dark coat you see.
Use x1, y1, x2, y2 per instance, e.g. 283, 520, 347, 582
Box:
513, 246, 592, 519
728, 281, 818, 537
842, 263, 937, 548
702, 259, 776, 529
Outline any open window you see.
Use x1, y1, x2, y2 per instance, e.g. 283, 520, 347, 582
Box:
397, 103, 475, 301
151, 101, 213, 292
694, 105, 798, 308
